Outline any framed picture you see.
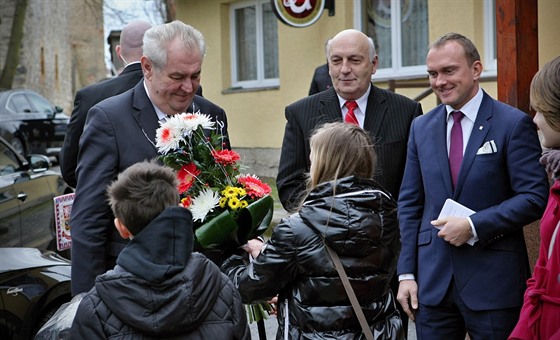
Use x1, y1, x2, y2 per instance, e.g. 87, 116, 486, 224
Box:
53, 193, 74, 251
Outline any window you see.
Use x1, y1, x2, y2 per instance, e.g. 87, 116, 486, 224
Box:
356, 0, 497, 80
483, 0, 497, 74
230, 0, 279, 89
360, 0, 429, 79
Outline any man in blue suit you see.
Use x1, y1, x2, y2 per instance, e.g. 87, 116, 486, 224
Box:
69, 21, 229, 296
396, 32, 549, 339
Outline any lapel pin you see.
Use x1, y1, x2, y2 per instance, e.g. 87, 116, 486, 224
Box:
479, 126, 483, 130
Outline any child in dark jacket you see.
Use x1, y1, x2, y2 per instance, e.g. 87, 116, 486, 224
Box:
70, 160, 250, 339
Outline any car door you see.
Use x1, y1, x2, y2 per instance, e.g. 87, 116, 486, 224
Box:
0, 141, 53, 249
6, 92, 51, 153
24, 92, 56, 146
0, 143, 23, 247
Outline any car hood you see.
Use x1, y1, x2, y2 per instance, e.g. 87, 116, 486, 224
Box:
0, 248, 70, 273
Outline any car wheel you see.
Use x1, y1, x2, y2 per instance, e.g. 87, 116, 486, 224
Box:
10, 137, 26, 156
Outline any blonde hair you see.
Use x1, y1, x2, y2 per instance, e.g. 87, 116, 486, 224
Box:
308, 122, 376, 189
530, 56, 560, 131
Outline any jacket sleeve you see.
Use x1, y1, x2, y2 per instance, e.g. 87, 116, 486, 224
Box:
69, 295, 106, 339
469, 113, 548, 245
60, 90, 85, 188
225, 277, 252, 340
276, 106, 309, 212
222, 218, 299, 303
69, 106, 118, 295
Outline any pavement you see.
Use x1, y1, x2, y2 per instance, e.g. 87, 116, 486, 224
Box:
248, 317, 417, 339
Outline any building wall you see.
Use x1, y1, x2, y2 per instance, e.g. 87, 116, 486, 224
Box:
0, 0, 105, 114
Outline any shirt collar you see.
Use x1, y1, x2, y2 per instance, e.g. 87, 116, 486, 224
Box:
143, 80, 168, 121
337, 83, 371, 112
446, 87, 483, 123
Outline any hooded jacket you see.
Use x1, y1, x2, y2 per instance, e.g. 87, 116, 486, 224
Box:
223, 176, 404, 339
70, 206, 250, 339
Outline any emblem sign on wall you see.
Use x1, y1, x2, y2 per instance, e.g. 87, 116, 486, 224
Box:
271, 0, 326, 27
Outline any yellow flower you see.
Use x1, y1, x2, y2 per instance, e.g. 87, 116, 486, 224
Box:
236, 187, 247, 196
228, 197, 241, 210
240, 200, 248, 208
222, 186, 238, 198
219, 196, 227, 208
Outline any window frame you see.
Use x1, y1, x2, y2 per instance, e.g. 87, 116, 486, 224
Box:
230, 0, 279, 89
353, 0, 497, 81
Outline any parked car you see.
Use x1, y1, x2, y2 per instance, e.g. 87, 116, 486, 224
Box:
0, 89, 69, 160
0, 247, 71, 339
0, 135, 73, 257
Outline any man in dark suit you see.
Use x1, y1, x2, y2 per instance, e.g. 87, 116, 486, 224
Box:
396, 33, 549, 339
276, 29, 422, 334
308, 63, 332, 95
69, 21, 229, 296
60, 20, 152, 188
277, 29, 422, 212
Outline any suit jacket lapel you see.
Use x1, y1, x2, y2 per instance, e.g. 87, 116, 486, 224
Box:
363, 85, 387, 136
319, 88, 343, 123
454, 91, 493, 197
131, 82, 159, 151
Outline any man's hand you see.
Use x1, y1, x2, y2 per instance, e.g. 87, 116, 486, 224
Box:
432, 216, 471, 246
397, 280, 418, 322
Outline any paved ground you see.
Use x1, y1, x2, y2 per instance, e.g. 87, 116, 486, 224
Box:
249, 317, 417, 339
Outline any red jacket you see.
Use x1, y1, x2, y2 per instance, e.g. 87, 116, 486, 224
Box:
510, 180, 560, 339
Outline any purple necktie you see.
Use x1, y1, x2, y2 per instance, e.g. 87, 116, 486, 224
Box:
344, 101, 359, 125
449, 111, 464, 188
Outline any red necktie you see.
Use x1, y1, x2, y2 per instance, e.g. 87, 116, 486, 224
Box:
449, 111, 464, 188
344, 101, 359, 125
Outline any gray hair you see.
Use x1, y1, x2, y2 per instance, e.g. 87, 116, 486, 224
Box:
143, 20, 206, 69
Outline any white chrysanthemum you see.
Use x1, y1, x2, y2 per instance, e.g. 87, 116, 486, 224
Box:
189, 188, 221, 222
155, 122, 185, 154
177, 112, 215, 135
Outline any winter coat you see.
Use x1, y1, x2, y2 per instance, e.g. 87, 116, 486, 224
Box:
223, 176, 404, 339
70, 206, 250, 339
510, 180, 560, 340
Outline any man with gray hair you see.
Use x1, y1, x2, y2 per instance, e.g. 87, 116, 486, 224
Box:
69, 20, 229, 295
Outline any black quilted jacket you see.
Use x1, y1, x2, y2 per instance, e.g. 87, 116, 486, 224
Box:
223, 176, 404, 339
70, 207, 250, 339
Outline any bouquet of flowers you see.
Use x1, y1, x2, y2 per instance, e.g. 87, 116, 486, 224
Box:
155, 112, 274, 250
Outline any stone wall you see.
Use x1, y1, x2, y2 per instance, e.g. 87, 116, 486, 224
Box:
236, 147, 281, 179
0, 0, 105, 113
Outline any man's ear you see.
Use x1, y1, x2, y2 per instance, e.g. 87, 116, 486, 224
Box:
115, 45, 123, 61
114, 218, 132, 239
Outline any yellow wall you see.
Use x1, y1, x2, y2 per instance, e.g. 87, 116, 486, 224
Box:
178, 0, 560, 149
538, 0, 560, 66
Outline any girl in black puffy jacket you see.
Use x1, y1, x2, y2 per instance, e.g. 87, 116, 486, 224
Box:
223, 122, 404, 339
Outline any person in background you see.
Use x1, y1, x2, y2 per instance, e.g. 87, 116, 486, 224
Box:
396, 32, 549, 339
224, 122, 404, 339
509, 56, 560, 340
308, 39, 332, 95
69, 20, 229, 296
60, 20, 152, 188
70, 161, 250, 339
308, 62, 331, 95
